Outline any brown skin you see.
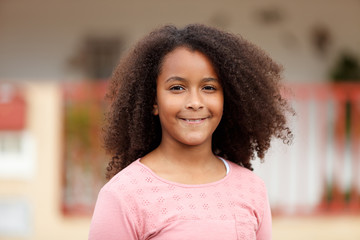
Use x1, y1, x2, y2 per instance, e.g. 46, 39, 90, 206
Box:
141, 47, 225, 184
104, 24, 293, 179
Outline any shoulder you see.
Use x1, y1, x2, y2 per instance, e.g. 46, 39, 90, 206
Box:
227, 160, 267, 192
101, 159, 146, 195
228, 161, 264, 181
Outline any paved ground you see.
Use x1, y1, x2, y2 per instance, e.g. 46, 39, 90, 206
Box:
273, 216, 360, 240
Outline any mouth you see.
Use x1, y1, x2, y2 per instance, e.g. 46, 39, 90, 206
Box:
180, 117, 208, 123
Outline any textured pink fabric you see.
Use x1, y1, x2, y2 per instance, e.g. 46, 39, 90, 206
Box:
89, 159, 272, 240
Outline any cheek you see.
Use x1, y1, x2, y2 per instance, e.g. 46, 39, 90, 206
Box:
158, 100, 177, 113
157, 91, 183, 110
157, 100, 180, 120
210, 96, 224, 116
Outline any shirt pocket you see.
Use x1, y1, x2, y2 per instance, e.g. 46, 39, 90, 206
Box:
234, 213, 258, 240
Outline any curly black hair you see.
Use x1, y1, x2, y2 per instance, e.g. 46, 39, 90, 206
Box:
104, 24, 293, 178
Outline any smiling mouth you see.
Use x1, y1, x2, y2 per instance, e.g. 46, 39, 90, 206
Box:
180, 118, 208, 123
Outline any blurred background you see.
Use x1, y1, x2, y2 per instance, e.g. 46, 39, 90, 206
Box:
0, 0, 360, 239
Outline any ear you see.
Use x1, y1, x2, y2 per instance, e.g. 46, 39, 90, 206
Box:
153, 105, 159, 115
153, 102, 159, 115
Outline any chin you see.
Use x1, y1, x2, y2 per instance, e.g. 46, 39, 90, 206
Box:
180, 137, 210, 147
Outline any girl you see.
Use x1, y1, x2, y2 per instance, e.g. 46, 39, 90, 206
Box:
89, 24, 292, 240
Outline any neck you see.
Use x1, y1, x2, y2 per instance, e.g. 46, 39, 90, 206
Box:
140, 139, 226, 185
153, 138, 219, 171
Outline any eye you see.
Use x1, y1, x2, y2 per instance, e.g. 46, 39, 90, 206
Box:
202, 85, 216, 91
169, 85, 185, 91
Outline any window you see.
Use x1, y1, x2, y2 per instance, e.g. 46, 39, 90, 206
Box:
0, 84, 35, 179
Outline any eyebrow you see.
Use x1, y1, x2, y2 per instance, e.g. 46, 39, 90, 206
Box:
165, 76, 219, 83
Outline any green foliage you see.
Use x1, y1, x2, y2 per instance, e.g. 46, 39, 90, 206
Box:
330, 52, 360, 82
65, 105, 91, 148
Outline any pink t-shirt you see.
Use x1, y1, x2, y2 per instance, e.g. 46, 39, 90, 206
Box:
89, 159, 272, 240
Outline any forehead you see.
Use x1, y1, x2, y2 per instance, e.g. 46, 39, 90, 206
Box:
159, 47, 217, 76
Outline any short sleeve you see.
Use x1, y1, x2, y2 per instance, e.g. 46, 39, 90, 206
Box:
256, 189, 272, 240
88, 187, 138, 240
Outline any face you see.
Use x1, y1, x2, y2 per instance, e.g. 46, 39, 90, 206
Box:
154, 47, 224, 148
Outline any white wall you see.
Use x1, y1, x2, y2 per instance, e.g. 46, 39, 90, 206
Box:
0, 0, 359, 81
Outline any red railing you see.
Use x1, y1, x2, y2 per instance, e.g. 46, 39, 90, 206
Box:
258, 83, 360, 216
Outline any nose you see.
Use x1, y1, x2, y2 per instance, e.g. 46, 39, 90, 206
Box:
185, 91, 204, 111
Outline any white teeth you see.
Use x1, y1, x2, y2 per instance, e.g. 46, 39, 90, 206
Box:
186, 119, 202, 123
